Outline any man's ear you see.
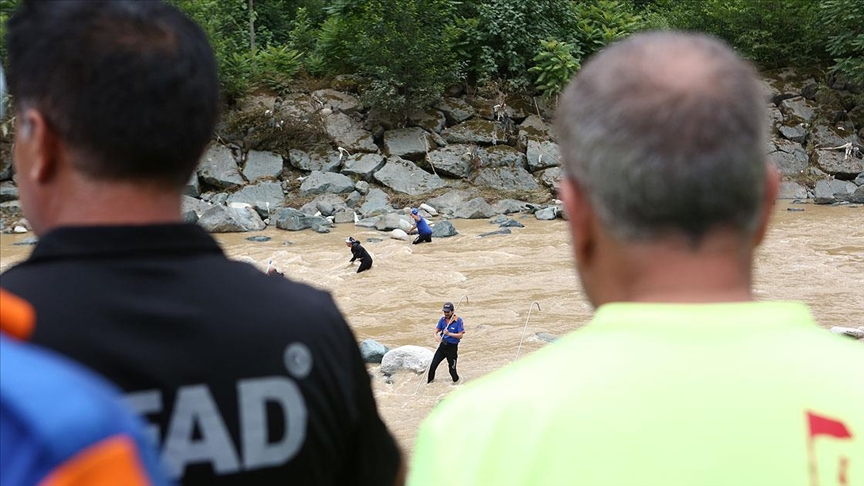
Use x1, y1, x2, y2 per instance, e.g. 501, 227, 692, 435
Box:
15, 108, 61, 184
752, 161, 780, 248
559, 177, 596, 268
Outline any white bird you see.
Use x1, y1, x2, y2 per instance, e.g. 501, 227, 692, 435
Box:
337, 146, 351, 160
297, 176, 307, 182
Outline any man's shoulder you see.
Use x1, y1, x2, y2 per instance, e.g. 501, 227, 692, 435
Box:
0, 337, 142, 458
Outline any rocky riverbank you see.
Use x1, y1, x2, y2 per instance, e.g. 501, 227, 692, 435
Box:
1, 68, 862, 235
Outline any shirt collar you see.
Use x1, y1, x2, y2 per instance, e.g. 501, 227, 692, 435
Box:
26, 224, 224, 263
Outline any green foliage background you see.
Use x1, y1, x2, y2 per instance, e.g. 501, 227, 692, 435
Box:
2, 0, 863, 113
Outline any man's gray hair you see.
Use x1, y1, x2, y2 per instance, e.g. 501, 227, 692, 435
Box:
555, 31, 767, 244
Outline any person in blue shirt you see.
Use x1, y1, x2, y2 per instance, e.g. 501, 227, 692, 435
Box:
408, 208, 433, 244
427, 302, 465, 383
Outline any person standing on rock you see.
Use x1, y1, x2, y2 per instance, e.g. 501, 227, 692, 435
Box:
408, 208, 433, 244
346, 237, 373, 273
2, 1, 403, 484
427, 302, 464, 384
410, 31, 863, 486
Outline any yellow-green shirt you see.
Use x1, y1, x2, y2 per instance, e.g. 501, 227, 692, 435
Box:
409, 302, 864, 486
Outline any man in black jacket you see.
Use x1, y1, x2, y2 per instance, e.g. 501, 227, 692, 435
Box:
346, 237, 374, 273
2, 2, 402, 485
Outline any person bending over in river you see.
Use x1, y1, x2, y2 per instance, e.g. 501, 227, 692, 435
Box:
409, 31, 863, 486
408, 208, 433, 244
346, 237, 373, 273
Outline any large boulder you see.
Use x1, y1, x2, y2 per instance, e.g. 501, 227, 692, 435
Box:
242, 150, 283, 182
300, 171, 355, 196
814, 179, 858, 204
288, 149, 342, 173
226, 181, 285, 218
373, 157, 446, 196
321, 112, 377, 153
476, 145, 527, 170
383, 127, 436, 161
380, 346, 434, 374
341, 153, 386, 181
471, 166, 540, 192
434, 97, 475, 125
359, 339, 389, 364
273, 207, 331, 232
426, 190, 477, 216
452, 198, 496, 219
312, 89, 361, 114
769, 139, 808, 176
431, 220, 458, 238
526, 140, 561, 172
423, 145, 474, 178
442, 119, 503, 145
197, 205, 265, 233
407, 107, 447, 134
777, 181, 808, 200
197, 143, 245, 189
358, 188, 392, 218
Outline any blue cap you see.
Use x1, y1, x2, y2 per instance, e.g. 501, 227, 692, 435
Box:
411, 208, 419, 215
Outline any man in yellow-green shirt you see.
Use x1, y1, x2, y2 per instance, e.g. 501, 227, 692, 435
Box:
409, 31, 863, 486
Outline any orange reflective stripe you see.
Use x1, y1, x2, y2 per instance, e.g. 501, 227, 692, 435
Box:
0, 288, 35, 340
39, 435, 151, 486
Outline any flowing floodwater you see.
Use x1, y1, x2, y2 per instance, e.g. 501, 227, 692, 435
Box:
1, 201, 862, 455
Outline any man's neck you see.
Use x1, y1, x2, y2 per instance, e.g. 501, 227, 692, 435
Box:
592, 230, 756, 305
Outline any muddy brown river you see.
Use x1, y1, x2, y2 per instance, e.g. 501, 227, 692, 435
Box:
1, 201, 862, 455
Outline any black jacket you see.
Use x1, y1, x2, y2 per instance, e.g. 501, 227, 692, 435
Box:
349, 241, 372, 263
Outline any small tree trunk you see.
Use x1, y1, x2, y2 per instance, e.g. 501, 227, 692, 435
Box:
249, 0, 255, 53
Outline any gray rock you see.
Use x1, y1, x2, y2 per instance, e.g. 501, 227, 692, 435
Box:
535, 207, 558, 220
226, 181, 285, 218
778, 124, 807, 143
770, 139, 808, 176
300, 171, 355, 196
197, 143, 245, 189
442, 119, 503, 145
855, 172, 864, 186
246, 236, 271, 242
434, 97, 475, 125
321, 112, 378, 153
243, 150, 283, 182
534, 332, 559, 343
375, 213, 412, 232
453, 197, 496, 219
538, 167, 563, 190
273, 208, 332, 231
342, 153, 386, 182
431, 220, 458, 238
181, 195, 214, 217
383, 127, 436, 160
407, 107, 447, 134
373, 157, 445, 196
499, 219, 525, 228
777, 181, 808, 200
183, 173, 201, 198
197, 205, 265, 233
381, 345, 434, 374
182, 210, 199, 224
345, 191, 362, 208
475, 145, 528, 170
288, 149, 342, 173
358, 188, 392, 218
851, 185, 864, 204
471, 166, 540, 192
526, 140, 561, 172
814, 179, 858, 204
300, 194, 347, 216
830, 326, 864, 339
813, 149, 864, 178
355, 180, 370, 195
0, 181, 18, 202
491, 199, 530, 215
781, 96, 816, 122
479, 228, 511, 237
423, 145, 474, 178
426, 190, 476, 216
333, 209, 356, 224
359, 339, 390, 364
312, 89, 361, 114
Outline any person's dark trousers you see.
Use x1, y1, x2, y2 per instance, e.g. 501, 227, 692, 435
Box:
427, 342, 459, 383
413, 233, 432, 245
357, 258, 373, 273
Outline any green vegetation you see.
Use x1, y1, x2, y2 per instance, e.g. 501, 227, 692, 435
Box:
1, 0, 862, 115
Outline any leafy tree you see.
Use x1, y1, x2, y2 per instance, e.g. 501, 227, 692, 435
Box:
572, 0, 643, 60
318, 0, 462, 115
452, 0, 577, 90
821, 0, 864, 85
529, 40, 580, 100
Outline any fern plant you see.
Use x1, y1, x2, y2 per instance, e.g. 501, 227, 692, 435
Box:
529, 40, 580, 100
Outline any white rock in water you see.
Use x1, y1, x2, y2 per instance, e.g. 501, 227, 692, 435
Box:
380, 345, 434, 374
830, 326, 864, 339
420, 203, 438, 216
391, 229, 409, 241
13, 226, 28, 234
